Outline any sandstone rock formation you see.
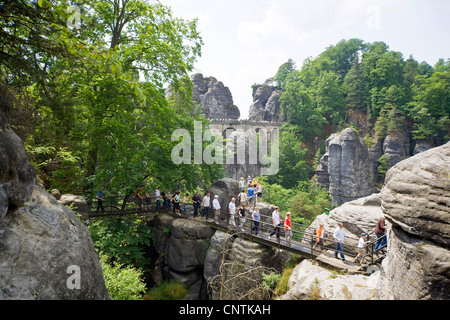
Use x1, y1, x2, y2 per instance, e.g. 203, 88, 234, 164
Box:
377, 141, 450, 300
204, 230, 290, 300
151, 214, 214, 300
315, 128, 376, 206
191, 73, 240, 119
150, 213, 290, 300
59, 194, 89, 223
206, 178, 240, 221
0, 110, 109, 300
0, 185, 110, 299
290, 141, 450, 300
248, 85, 282, 123
382, 130, 411, 167
279, 259, 380, 300
0, 111, 36, 219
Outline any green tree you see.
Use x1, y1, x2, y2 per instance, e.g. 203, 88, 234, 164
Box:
1, 0, 207, 195
279, 75, 327, 140
267, 124, 311, 189
273, 58, 296, 88
409, 59, 450, 143
314, 70, 346, 126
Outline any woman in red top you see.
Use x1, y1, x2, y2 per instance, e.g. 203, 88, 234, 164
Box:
284, 212, 292, 247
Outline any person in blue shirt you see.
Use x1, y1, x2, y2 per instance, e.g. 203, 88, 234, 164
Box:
247, 186, 255, 208
96, 187, 105, 214
251, 207, 260, 235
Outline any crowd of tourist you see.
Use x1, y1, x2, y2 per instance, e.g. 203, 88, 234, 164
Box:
95, 176, 388, 266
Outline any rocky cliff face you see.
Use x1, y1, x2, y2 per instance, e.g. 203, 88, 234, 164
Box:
248, 85, 282, 122
0, 111, 109, 300
286, 142, 450, 300
316, 128, 376, 206
378, 141, 450, 300
150, 213, 289, 300
149, 178, 287, 300
316, 127, 438, 207
191, 73, 240, 119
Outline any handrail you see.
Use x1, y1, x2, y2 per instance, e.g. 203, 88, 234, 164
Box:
87, 195, 386, 267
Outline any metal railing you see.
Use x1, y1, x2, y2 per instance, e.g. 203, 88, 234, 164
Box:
87, 195, 387, 269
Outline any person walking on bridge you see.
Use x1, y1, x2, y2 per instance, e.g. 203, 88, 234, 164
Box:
212, 195, 221, 224
251, 206, 260, 235
96, 187, 105, 214
333, 222, 346, 262
313, 223, 325, 253
374, 216, 388, 254
238, 203, 246, 231
228, 198, 237, 227
201, 192, 211, 221
269, 206, 281, 241
192, 192, 201, 218
155, 187, 161, 211
284, 212, 292, 247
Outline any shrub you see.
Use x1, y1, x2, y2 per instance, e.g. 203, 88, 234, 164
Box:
143, 281, 189, 300
88, 218, 153, 270
100, 253, 146, 300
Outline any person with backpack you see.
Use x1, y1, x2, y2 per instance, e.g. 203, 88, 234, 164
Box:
95, 187, 105, 214
182, 193, 190, 216
313, 223, 325, 253
247, 185, 255, 208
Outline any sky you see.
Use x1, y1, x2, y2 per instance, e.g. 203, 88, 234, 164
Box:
164, 0, 450, 119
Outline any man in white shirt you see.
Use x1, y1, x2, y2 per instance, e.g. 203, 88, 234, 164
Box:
333, 222, 346, 262
201, 192, 211, 221
155, 187, 161, 211
228, 198, 236, 227
212, 195, 221, 224
269, 206, 281, 240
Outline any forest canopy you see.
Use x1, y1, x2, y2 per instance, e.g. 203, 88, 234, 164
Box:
0, 0, 224, 197
265, 38, 449, 190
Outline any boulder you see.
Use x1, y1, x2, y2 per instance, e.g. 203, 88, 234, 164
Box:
166, 218, 214, 273
382, 131, 411, 167
206, 178, 240, 221
50, 189, 61, 200
381, 141, 450, 247
151, 214, 214, 300
0, 109, 109, 299
0, 112, 36, 218
413, 140, 433, 155
59, 194, 89, 223
0, 185, 110, 300
279, 260, 380, 300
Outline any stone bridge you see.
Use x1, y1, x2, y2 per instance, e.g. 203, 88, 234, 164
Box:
208, 119, 284, 136
207, 120, 284, 179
